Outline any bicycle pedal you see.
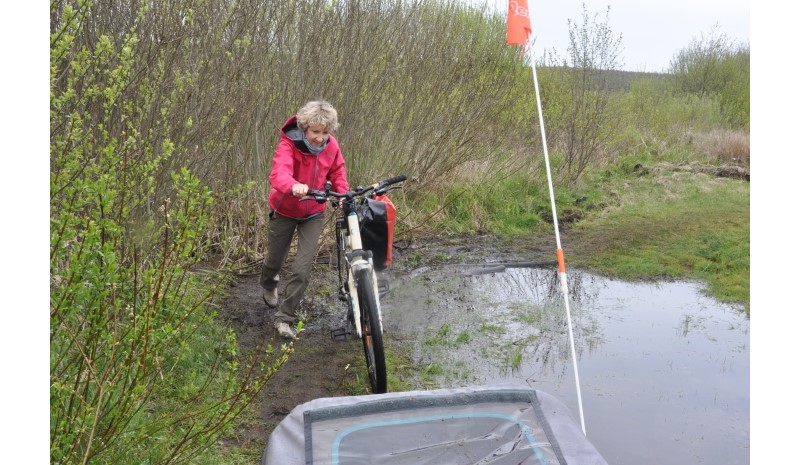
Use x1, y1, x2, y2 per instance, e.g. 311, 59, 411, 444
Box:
377, 278, 390, 294
330, 327, 350, 342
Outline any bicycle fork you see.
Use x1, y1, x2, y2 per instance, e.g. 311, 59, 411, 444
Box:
346, 260, 384, 338
344, 211, 384, 338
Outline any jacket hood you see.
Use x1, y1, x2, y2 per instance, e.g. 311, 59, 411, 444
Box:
281, 116, 326, 155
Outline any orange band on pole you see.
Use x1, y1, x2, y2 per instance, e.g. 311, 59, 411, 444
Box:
556, 248, 566, 273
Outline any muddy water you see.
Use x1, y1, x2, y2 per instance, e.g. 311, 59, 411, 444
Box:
382, 266, 749, 465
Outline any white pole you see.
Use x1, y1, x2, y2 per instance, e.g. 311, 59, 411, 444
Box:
525, 41, 587, 435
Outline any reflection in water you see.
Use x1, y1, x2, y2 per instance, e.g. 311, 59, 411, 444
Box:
382, 266, 749, 465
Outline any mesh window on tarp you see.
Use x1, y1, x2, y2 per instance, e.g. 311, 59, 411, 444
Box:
262, 385, 608, 465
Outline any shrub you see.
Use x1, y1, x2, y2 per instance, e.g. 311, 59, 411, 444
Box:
50, 2, 288, 463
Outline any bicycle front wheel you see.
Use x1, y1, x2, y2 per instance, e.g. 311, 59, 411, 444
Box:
355, 267, 387, 393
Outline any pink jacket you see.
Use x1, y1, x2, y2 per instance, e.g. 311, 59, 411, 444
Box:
268, 116, 349, 219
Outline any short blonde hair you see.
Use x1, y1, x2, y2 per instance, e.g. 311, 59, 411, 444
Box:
296, 100, 339, 132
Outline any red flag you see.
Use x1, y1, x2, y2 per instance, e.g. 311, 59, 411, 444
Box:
506, 0, 532, 46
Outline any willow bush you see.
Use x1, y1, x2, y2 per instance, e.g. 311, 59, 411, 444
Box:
50, 2, 290, 463
668, 25, 750, 129
50, 0, 544, 267
532, 4, 625, 185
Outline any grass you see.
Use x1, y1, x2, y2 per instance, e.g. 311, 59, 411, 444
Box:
343, 338, 416, 394
419, 360, 476, 387
503, 349, 524, 372
416, 175, 554, 235
509, 302, 545, 326
425, 156, 750, 314
568, 169, 749, 311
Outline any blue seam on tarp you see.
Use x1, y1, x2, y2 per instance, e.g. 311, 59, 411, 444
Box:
330, 412, 549, 465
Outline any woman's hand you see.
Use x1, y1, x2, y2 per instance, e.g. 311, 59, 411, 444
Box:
292, 183, 308, 198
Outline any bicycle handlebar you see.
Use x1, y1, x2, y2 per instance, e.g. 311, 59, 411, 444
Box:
302, 174, 406, 203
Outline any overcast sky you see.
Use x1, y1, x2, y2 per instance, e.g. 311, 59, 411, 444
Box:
482, 0, 750, 72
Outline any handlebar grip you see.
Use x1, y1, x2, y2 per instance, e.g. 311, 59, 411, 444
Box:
303, 189, 328, 203
380, 174, 407, 187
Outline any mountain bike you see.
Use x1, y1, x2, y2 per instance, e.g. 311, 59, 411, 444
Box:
303, 174, 406, 394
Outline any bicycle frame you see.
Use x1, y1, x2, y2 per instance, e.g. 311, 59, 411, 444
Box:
337, 198, 382, 339
305, 174, 405, 393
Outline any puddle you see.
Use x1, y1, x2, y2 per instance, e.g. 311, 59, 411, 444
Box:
382, 266, 749, 465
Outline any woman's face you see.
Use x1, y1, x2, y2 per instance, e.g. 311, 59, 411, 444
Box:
304, 124, 330, 148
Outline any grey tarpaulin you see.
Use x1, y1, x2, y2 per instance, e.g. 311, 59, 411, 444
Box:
261, 384, 608, 465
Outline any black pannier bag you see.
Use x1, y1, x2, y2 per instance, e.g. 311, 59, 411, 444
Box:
358, 194, 396, 271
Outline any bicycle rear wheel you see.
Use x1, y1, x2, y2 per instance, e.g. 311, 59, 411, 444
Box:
335, 219, 355, 325
355, 267, 387, 393
335, 219, 348, 298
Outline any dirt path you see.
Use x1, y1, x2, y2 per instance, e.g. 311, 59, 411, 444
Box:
216, 233, 558, 458
215, 267, 360, 453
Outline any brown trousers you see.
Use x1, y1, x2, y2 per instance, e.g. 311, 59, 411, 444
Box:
260, 212, 325, 324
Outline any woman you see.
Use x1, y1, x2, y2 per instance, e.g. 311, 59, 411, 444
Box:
260, 100, 349, 339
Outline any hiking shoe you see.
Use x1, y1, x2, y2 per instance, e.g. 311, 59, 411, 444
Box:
275, 321, 297, 340
262, 287, 278, 308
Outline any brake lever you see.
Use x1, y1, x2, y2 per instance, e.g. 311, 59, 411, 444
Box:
375, 184, 402, 196
301, 190, 328, 204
